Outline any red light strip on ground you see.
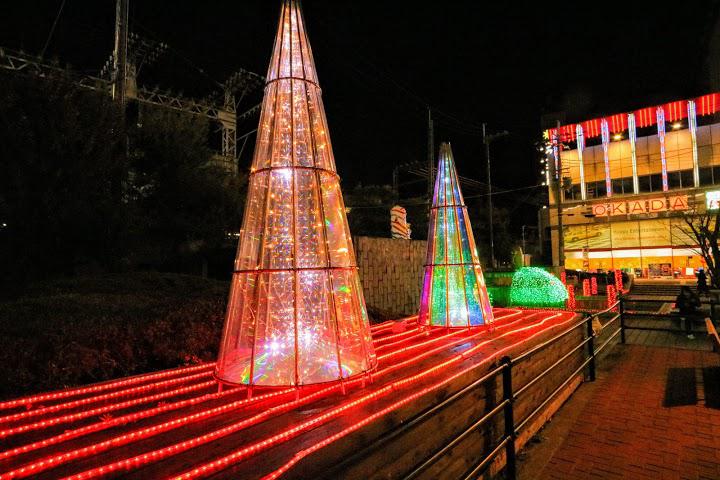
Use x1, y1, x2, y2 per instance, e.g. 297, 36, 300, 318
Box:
374, 329, 428, 352
5, 325, 439, 479
0, 323, 426, 476
0, 370, 212, 427
21, 315, 501, 480
0, 388, 295, 480
375, 311, 532, 380
0, 363, 213, 411
65, 312, 564, 480
369, 316, 416, 334
372, 325, 421, 346
0, 383, 247, 464
369, 320, 396, 331
378, 312, 522, 361
376, 326, 481, 361
261, 312, 576, 480
0, 380, 216, 440
171, 311, 573, 480
2, 309, 532, 480
373, 311, 527, 375
61, 383, 357, 480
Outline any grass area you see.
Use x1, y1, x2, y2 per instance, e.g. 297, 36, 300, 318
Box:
0, 272, 229, 398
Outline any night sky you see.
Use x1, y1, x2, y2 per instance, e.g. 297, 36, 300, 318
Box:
2, 1, 719, 226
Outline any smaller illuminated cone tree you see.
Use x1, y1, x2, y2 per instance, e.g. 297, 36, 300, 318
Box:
419, 143, 494, 328
216, 0, 376, 387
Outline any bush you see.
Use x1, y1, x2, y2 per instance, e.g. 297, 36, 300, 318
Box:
0, 272, 228, 398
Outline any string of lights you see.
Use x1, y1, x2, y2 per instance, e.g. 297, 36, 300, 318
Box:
0, 362, 212, 411
0, 370, 213, 427
1, 310, 520, 479
172, 311, 576, 480
69, 311, 554, 480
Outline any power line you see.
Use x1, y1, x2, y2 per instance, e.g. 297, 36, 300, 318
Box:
346, 184, 545, 209
40, 0, 67, 57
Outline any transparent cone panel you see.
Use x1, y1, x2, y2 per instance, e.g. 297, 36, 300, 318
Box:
418, 143, 494, 328
216, 0, 376, 386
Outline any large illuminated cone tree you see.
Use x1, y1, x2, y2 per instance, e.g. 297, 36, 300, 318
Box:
216, 0, 376, 387
419, 143, 494, 328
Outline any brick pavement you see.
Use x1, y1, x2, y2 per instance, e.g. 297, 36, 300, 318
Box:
519, 345, 720, 480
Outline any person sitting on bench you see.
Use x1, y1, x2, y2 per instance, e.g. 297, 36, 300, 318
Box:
677, 286, 702, 339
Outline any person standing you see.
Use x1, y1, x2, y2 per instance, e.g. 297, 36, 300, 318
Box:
676, 286, 702, 339
697, 267, 710, 295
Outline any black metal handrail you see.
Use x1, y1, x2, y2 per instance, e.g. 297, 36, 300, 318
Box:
320, 303, 624, 480
621, 295, 717, 335
452, 303, 623, 479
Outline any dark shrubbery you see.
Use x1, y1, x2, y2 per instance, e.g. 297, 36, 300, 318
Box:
0, 272, 228, 398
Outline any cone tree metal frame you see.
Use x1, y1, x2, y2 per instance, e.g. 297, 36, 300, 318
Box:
216, 0, 376, 387
419, 143, 494, 328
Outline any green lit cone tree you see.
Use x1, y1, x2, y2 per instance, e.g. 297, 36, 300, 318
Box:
419, 142, 494, 328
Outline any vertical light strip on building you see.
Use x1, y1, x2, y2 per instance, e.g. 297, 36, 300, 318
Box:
601, 119, 612, 197
656, 106, 669, 191
552, 133, 560, 180
688, 100, 699, 187
628, 113, 639, 194
576, 124, 586, 200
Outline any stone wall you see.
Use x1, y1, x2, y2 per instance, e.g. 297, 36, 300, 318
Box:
353, 236, 427, 316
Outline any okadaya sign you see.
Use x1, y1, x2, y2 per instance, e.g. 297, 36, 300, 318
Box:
589, 195, 688, 217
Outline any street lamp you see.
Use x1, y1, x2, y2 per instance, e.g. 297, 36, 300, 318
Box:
482, 123, 509, 269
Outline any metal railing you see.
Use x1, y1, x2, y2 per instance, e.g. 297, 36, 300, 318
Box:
321, 302, 623, 480
621, 295, 718, 335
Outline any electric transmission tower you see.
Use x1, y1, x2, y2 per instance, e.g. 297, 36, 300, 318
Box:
0, 0, 264, 174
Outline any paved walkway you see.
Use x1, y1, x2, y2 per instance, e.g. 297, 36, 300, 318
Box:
519, 344, 720, 480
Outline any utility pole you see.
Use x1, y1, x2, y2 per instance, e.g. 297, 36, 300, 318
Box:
483, 123, 495, 269
427, 107, 434, 208
112, 0, 129, 107
554, 119, 565, 269
483, 123, 509, 269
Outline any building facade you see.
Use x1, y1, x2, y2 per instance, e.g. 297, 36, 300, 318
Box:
543, 93, 720, 278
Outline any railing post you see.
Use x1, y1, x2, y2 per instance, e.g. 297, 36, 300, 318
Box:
501, 356, 516, 480
586, 316, 596, 382
619, 297, 626, 344
711, 300, 716, 324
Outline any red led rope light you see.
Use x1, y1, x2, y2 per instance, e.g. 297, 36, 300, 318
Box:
372, 326, 421, 346
0, 380, 216, 440
60, 383, 358, 480
0, 384, 259, 465
0, 322, 422, 476
171, 311, 574, 480
369, 316, 416, 334
4, 310, 536, 480
0, 388, 296, 480
19, 314, 499, 479
64, 312, 565, 480
261, 312, 577, 480
0, 363, 213, 411
376, 325, 481, 361
6, 321, 429, 479
0, 371, 212, 427
374, 309, 522, 355
0, 321, 406, 464
375, 311, 533, 380
378, 312, 522, 361
374, 329, 428, 352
